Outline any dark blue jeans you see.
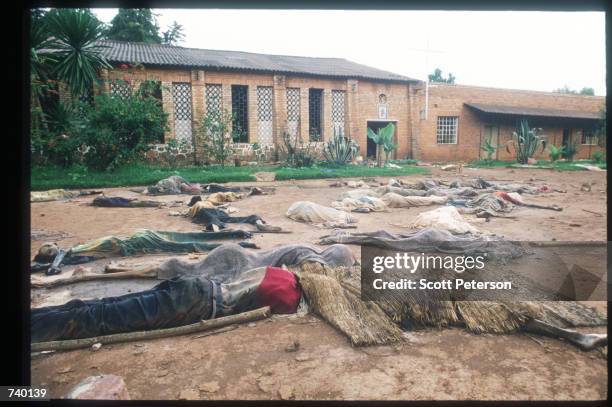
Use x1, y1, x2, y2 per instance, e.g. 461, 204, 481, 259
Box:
31, 276, 214, 342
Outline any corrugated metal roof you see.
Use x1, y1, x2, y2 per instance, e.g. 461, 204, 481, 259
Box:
96, 40, 418, 83
465, 103, 600, 120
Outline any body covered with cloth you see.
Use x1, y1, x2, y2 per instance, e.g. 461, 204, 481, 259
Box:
31, 243, 356, 342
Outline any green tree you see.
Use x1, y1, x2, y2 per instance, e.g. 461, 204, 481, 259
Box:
202, 109, 234, 167
554, 85, 575, 94
43, 9, 111, 98
162, 21, 185, 45
30, 9, 111, 164
553, 86, 596, 96
30, 9, 57, 139
106, 9, 162, 43
428, 68, 455, 84
580, 87, 595, 95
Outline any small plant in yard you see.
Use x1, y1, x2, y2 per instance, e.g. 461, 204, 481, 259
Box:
480, 136, 497, 164
382, 134, 397, 165
164, 138, 192, 168
548, 144, 566, 162
561, 140, 579, 162
250, 143, 267, 163
506, 119, 546, 164
36, 101, 86, 167
280, 131, 317, 168
201, 109, 234, 167
592, 150, 605, 163
367, 123, 396, 167
309, 129, 322, 142
322, 129, 359, 165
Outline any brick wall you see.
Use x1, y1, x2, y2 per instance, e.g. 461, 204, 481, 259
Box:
411, 83, 605, 162
103, 66, 605, 164
106, 65, 413, 162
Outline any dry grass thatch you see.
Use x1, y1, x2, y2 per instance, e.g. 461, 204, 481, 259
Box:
292, 262, 606, 346
292, 262, 403, 346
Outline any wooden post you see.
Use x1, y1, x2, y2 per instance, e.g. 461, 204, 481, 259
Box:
31, 306, 272, 352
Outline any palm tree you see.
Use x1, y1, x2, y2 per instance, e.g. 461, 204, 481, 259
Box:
43, 9, 111, 98
30, 14, 57, 138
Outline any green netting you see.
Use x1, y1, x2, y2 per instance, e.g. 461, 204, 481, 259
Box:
70, 230, 233, 257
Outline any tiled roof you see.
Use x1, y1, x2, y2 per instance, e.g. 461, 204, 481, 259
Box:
96, 40, 418, 83
465, 103, 601, 120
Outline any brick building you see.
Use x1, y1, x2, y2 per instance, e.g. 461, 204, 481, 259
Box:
410, 83, 605, 161
94, 40, 605, 163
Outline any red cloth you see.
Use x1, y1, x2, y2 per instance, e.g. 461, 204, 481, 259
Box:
255, 266, 301, 314
538, 185, 552, 193
494, 191, 523, 205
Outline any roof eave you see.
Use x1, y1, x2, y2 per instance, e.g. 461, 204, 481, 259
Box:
465, 104, 600, 121
106, 60, 418, 84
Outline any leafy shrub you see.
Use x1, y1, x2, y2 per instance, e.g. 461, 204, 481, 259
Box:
561, 141, 578, 162
164, 138, 192, 168
322, 129, 359, 165
592, 150, 605, 163
250, 142, 267, 163
79, 93, 168, 170
201, 109, 233, 167
480, 136, 497, 162
31, 101, 85, 167
548, 144, 565, 162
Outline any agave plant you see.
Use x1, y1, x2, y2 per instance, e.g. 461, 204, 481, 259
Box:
322, 129, 359, 165
506, 119, 546, 164
367, 123, 396, 167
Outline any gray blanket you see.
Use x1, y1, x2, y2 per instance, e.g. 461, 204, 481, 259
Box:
153, 243, 358, 282
318, 228, 524, 263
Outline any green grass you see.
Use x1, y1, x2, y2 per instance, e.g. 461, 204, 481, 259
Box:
468, 159, 606, 171
467, 159, 516, 168
534, 160, 607, 171
31, 163, 428, 190
30, 164, 269, 190
274, 164, 428, 180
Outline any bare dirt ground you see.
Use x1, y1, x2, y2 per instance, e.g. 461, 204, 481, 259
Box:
30, 166, 608, 400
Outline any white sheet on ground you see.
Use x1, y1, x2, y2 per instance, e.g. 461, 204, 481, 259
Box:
287, 201, 357, 225
381, 193, 448, 208
409, 206, 479, 234
331, 196, 388, 212
339, 189, 379, 200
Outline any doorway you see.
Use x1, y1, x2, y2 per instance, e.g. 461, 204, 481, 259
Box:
562, 128, 570, 149
482, 124, 500, 160
366, 121, 397, 159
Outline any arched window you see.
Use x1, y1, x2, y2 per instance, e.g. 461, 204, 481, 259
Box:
378, 94, 388, 119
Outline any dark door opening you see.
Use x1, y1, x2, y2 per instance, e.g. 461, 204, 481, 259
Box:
367, 121, 396, 159
562, 128, 570, 149
231, 85, 249, 142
